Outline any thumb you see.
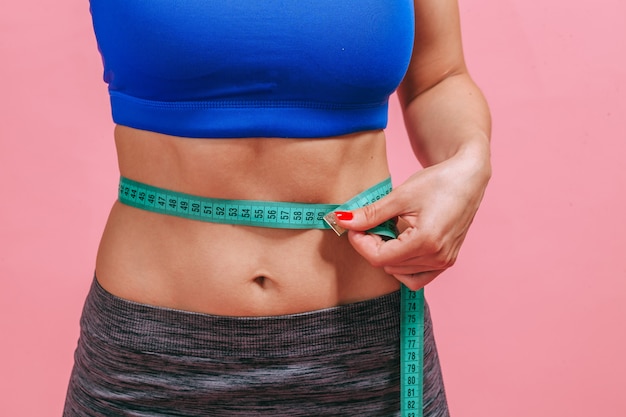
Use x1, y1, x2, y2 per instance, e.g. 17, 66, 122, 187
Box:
332, 190, 401, 232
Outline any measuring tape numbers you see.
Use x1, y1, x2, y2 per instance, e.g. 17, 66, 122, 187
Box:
118, 176, 424, 417
401, 286, 425, 417
118, 176, 395, 234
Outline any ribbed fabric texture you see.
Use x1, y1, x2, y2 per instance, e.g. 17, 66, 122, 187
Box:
64, 279, 449, 416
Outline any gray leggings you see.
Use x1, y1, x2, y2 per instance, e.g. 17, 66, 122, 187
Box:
64, 279, 449, 416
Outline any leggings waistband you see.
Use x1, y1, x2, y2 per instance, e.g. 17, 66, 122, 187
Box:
82, 278, 401, 359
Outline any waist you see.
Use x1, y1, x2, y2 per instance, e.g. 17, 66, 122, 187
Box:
96, 126, 399, 316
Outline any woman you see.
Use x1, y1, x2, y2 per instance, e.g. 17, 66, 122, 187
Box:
64, 0, 491, 416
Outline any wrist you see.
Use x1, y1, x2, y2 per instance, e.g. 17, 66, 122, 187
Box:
444, 138, 492, 189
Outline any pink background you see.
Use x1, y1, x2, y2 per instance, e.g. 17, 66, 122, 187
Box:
2, 1, 625, 416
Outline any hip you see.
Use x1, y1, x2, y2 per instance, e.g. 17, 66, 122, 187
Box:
64, 278, 448, 416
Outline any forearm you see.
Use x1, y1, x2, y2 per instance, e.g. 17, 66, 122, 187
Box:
399, 72, 492, 175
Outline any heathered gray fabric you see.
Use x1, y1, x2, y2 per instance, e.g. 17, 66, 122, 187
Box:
63, 279, 449, 416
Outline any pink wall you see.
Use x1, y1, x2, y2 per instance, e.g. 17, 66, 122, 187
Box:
2, 1, 625, 416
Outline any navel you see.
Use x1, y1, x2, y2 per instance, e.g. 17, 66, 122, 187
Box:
252, 275, 268, 288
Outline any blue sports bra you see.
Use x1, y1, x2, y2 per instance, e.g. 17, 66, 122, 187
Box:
89, 1, 415, 138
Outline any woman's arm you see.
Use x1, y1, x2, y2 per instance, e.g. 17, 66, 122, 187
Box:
399, 0, 491, 166
334, 0, 492, 290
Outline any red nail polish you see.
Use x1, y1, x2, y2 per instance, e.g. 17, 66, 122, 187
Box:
334, 211, 353, 221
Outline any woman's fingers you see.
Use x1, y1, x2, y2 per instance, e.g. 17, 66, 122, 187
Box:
348, 226, 461, 268
347, 230, 414, 267
333, 186, 410, 233
393, 271, 442, 291
383, 264, 441, 275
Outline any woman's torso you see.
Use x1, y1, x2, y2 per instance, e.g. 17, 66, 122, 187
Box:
90, 0, 415, 315
95, 126, 400, 316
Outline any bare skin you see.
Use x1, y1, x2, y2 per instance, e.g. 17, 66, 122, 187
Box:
96, 127, 400, 316
95, 0, 492, 317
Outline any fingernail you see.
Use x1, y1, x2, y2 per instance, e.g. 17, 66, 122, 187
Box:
334, 211, 353, 221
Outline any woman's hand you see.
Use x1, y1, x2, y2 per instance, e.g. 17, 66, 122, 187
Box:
333, 146, 490, 290
334, 0, 492, 290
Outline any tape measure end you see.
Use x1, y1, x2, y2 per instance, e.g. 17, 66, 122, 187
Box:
323, 212, 346, 236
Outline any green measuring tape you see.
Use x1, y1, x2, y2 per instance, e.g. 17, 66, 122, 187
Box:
118, 176, 398, 238
118, 176, 424, 416
401, 286, 425, 416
